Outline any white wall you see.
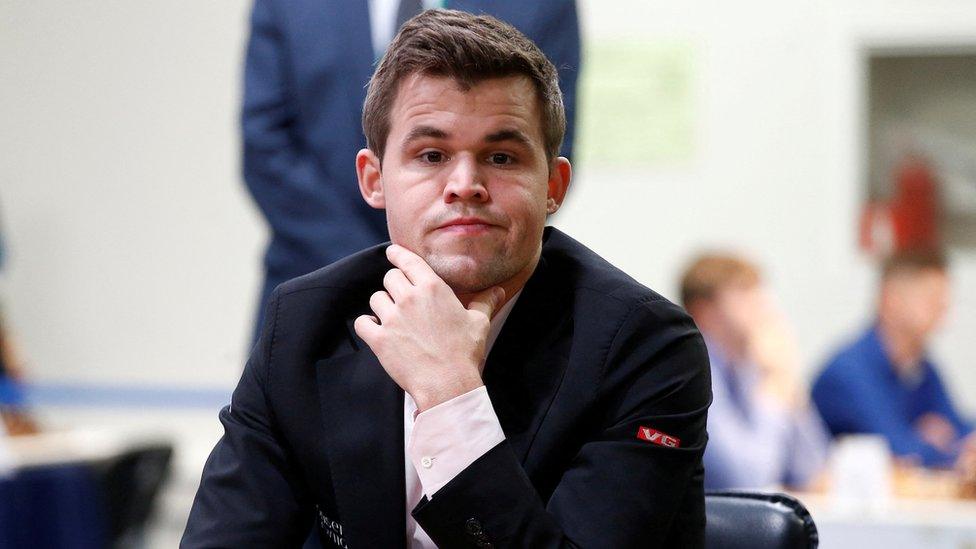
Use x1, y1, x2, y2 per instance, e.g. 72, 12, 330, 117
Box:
1, 0, 259, 388
559, 0, 976, 414
1, 0, 974, 413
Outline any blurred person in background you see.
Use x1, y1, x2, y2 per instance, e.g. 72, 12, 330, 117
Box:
813, 250, 976, 473
0, 319, 37, 436
681, 253, 829, 490
242, 0, 580, 342
0, 211, 38, 437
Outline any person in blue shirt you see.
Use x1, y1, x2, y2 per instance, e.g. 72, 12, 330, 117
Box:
681, 253, 829, 490
813, 250, 975, 470
0, 212, 37, 436
0, 215, 20, 407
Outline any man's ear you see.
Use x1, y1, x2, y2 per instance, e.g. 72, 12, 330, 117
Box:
545, 157, 572, 215
356, 148, 385, 209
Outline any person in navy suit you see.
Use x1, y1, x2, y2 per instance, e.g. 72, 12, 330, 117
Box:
185, 10, 709, 547
242, 0, 580, 340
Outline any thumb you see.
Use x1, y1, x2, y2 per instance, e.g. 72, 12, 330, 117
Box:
467, 286, 506, 319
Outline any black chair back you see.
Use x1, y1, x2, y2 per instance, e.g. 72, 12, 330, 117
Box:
705, 491, 818, 549
92, 443, 174, 548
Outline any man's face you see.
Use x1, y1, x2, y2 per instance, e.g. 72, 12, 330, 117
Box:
713, 282, 771, 339
357, 74, 570, 294
883, 268, 950, 339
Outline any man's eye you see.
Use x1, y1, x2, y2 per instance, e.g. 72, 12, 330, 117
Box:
421, 151, 444, 163
489, 153, 514, 165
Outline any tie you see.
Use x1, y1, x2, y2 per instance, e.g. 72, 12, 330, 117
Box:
395, 0, 424, 30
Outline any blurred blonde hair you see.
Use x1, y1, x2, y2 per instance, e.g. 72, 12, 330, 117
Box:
680, 253, 761, 308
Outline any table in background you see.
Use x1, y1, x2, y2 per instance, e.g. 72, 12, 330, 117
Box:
1, 430, 173, 549
793, 492, 976, 548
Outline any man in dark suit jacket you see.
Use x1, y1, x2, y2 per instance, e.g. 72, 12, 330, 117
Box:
243, 0, 580, 340
186, 10, 709, 547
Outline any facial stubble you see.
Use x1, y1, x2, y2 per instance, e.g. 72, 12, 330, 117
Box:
422, 236, 530, 294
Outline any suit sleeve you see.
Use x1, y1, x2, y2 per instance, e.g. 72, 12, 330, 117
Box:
181, 288, 312, 548
241, 0, 343, 260
412, 298, 711, 548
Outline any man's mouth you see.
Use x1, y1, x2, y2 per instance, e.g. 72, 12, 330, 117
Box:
436, 217, 498, 233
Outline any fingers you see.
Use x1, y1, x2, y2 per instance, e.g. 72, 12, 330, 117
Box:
466, 286, 506, 319
353, 314, 381, 343
369, 290, 395, 321
383, 268, 412, 301
386, 244, 438, 285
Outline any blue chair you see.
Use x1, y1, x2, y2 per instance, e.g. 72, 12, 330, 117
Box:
0, 463, 108, 549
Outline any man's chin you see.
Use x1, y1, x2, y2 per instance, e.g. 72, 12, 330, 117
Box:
424, 252, 511, 294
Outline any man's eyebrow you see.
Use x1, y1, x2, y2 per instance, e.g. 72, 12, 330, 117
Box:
484, 129, 532, 147
402, 125, 449, 146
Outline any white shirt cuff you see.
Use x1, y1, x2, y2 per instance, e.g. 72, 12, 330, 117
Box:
408, 385, 505, 497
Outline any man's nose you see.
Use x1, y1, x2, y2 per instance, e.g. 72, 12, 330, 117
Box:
443, 156, 488, 203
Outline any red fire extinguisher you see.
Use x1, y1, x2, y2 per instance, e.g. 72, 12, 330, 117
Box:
860, 155, 941, 254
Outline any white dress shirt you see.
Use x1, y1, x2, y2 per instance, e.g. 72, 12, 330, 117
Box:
367, 0, 444, 58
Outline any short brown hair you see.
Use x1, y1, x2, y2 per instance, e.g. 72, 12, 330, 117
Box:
362, 9, 566, 163
680, 253, 762, 308
881, 249, 948, 281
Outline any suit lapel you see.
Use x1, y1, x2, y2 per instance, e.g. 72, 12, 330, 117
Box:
316, 319, 406, 549
483, 253, 573, 462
